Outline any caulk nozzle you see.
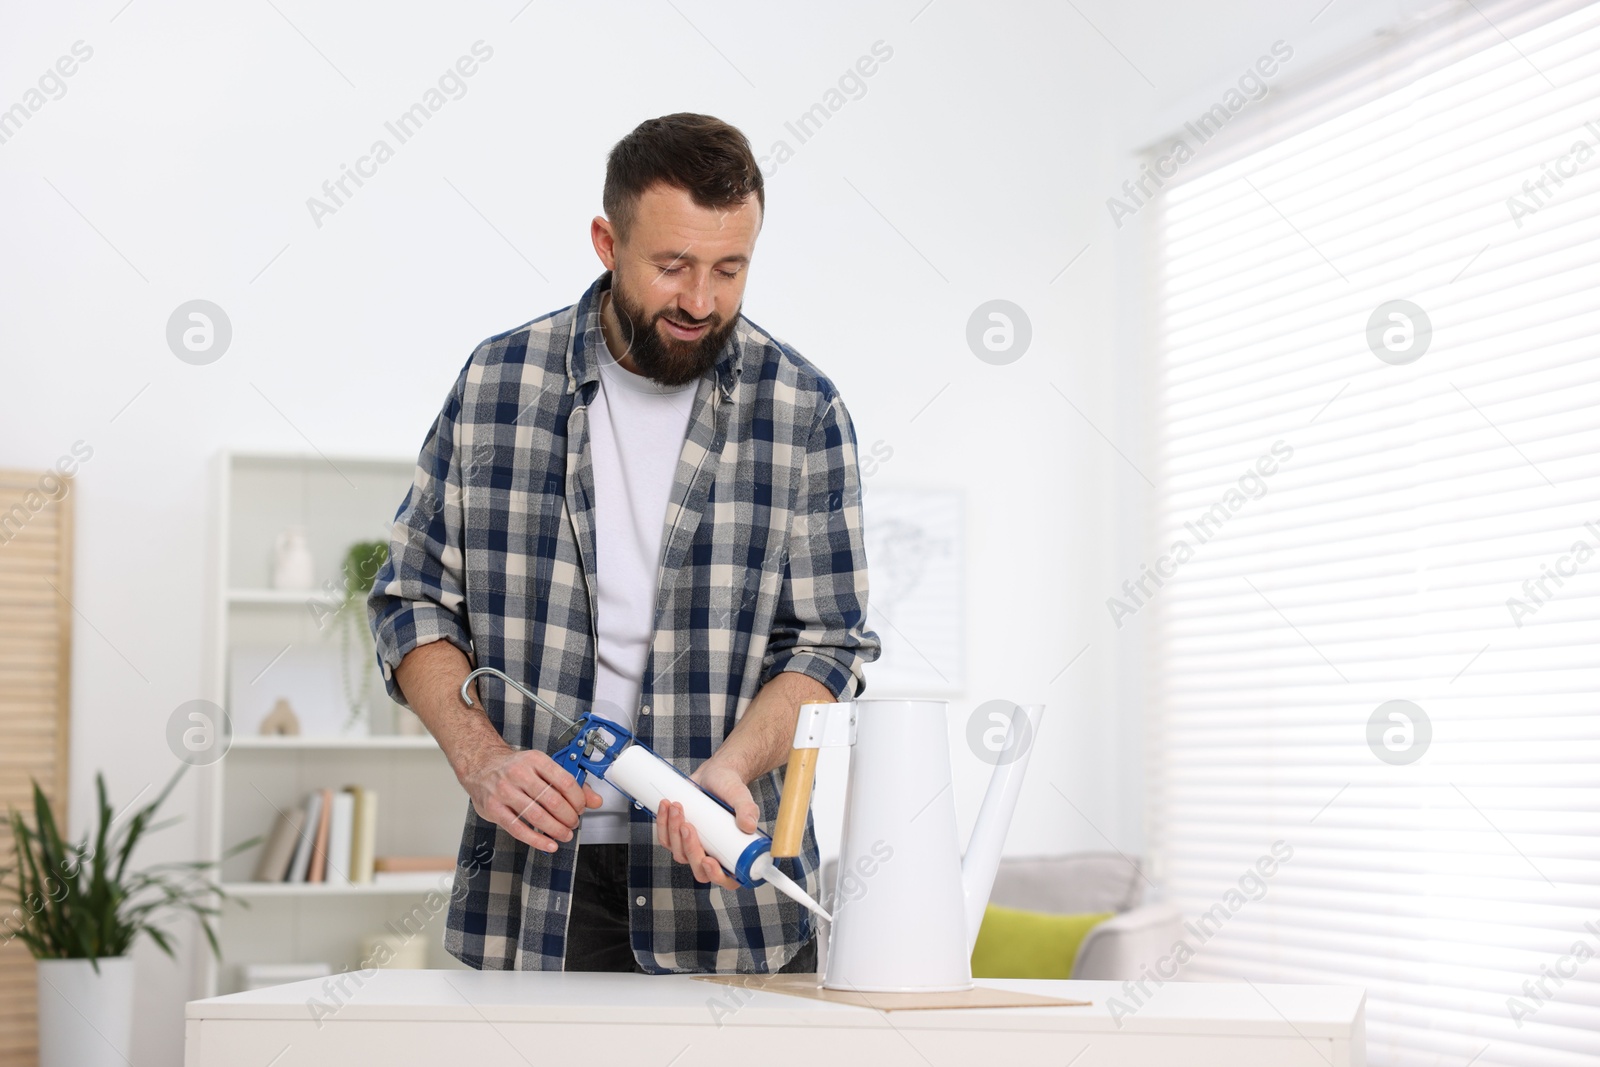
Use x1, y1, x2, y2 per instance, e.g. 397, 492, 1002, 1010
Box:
751, 853, 832, 924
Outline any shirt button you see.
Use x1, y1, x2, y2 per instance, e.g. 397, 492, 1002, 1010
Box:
635, 896, 647, 907
641, 705, 651, 715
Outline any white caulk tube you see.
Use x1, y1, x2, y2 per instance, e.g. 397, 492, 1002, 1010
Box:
603, 744, 832, 923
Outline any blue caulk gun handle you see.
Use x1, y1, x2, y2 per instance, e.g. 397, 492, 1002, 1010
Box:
547, 712, 631, 789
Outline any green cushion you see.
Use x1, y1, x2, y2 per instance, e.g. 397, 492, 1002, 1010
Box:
969, 903, 1114, 979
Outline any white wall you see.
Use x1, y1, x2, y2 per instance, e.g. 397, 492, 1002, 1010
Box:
1, 1, 1423, 1061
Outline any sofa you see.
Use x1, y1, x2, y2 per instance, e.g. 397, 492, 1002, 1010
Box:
815, 851, 1183, 980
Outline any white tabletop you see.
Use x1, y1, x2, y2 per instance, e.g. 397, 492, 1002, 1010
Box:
187, 969, 1365, 1039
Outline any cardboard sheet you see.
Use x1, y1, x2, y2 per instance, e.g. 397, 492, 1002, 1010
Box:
693, 974, 1090, 1011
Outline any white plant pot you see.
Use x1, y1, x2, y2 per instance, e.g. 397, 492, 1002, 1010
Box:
35, 956, 136, 1067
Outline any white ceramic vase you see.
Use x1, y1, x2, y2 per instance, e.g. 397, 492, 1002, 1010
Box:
272, 526, 316, 590
35, 956, 136, 1067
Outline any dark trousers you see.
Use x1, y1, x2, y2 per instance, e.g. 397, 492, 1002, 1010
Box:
564, 842, 817, 974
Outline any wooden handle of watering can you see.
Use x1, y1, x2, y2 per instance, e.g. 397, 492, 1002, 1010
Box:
771, 747, 818, 858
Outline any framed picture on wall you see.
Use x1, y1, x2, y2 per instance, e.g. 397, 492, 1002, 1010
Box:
859, 486, 965, 694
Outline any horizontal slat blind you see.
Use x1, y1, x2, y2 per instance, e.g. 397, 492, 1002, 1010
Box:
1146, 2, 1600, 1065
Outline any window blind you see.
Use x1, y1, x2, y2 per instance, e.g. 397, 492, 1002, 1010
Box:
1145, 2, 1600, 1065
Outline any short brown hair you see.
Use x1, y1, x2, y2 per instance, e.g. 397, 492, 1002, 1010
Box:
603, 113, 764, 246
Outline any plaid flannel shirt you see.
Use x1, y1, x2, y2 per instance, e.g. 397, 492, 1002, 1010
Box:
367, 269, 880, 973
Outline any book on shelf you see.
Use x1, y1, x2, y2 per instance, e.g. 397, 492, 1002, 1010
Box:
373, 855, 455, 873
283, 791, 322, 883
305, 787, 333, 883
348, 785, 378, 883
371, 855, 454, 887
372, 870, 453, 886
257, 785, 380, 884
252, 806, 305, 882
324, 790, 354, 886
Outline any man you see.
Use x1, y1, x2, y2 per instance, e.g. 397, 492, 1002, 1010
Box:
367, 112, 880, 974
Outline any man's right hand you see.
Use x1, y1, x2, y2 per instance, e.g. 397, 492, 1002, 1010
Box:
457, 744, 604, 853
390, 641, 604, 853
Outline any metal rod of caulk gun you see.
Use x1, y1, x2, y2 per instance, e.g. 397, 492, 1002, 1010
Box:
459, 667, 606, 751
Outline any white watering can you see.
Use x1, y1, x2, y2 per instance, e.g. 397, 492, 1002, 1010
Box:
772, 698, 1044, 993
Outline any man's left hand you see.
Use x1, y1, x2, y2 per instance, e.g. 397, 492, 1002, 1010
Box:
657, 759, 759, 892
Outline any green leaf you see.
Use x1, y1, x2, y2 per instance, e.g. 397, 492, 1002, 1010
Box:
143, 924, 175, 959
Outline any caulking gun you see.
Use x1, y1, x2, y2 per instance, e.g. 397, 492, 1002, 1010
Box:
459, 667, 831, 923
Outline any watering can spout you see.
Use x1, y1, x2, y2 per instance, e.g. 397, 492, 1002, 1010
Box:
960, 703, 1043, 957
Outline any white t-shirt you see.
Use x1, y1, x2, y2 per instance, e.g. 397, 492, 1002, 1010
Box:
580, 317, 699, 843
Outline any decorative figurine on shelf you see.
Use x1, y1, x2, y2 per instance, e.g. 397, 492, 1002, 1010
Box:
271, 526, 316, 591
259, 699, 300, 736
333, 540, 389, 736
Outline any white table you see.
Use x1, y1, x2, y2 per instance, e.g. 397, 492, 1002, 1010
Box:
185, 970, 1366, 1066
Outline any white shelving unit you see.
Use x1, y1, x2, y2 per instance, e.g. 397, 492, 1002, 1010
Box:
198, 450, 474, 996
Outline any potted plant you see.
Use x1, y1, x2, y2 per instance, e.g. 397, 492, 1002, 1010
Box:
0, 763, 259, 1067
332, 539, 389, 734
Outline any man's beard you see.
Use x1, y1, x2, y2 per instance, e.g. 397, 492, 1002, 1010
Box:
607, 277, 738, 388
